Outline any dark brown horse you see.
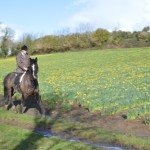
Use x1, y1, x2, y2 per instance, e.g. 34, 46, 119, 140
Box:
3, 57, 43, 114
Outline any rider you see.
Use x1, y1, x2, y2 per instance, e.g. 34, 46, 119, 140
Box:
16, 45, 30, 73
14, 45, 30, 89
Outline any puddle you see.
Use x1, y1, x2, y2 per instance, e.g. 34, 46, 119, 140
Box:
36, 130, 126, 150
0, 120, 126, 150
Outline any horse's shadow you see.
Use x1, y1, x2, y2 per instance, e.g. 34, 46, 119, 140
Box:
10, 95, 43, 115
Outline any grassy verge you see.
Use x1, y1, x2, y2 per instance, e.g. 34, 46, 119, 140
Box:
0, 124, 99, 150
0, 108, 150, 150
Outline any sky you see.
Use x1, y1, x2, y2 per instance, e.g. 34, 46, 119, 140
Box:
0, 0, 150, 40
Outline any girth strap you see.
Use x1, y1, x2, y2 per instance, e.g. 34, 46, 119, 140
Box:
20, 71, 26, 83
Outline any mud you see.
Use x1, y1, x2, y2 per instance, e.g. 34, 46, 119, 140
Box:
0, 94, 150, 150
0, 94, 150, 139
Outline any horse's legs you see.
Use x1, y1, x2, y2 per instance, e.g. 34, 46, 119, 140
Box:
5, 87, 15, 110
4, 87, 9, 106
19, 93, 27, 113
22, 94, 26, 106
35, 93, 43, 115
35, 93, 40, 104
36, 104, 43, 116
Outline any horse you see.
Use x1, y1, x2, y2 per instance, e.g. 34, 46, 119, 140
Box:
3, 57, 43, 114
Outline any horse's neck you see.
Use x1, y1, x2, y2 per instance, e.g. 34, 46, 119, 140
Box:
25, 71, 38, 87
26, 70, 33, 80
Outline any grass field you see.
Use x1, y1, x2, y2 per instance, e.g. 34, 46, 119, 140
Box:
0, 48, 150, 120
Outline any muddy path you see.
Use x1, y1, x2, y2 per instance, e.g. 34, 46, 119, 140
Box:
0, 95, 150, 138
0, 121, 125, 150
0, 95, 150, 150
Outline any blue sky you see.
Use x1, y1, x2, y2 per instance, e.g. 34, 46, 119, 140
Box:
0, 0, 150, 40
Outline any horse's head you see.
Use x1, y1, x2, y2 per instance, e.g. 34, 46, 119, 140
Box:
29, 57, 39, 79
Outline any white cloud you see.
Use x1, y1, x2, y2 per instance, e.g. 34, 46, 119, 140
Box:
0, 23, 25, 41
65, 0, 150, 31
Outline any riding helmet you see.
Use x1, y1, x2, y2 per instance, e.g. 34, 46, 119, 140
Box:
21, 45, 28, 51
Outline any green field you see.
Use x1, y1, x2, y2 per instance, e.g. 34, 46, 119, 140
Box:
1, 48, 150, 120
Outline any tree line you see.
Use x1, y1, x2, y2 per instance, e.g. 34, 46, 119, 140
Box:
0, 22, 150, 57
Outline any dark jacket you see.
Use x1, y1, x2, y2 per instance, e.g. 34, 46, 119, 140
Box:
16, 52, 30, 73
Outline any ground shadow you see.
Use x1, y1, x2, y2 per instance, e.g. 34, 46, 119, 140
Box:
12, 95, 60, 150
12, 94, 93, 150
0, 94, 139, 149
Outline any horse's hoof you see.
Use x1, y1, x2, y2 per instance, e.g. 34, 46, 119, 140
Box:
41, 113, 46, 118
12, 105, 15, 109
12, 105, 16, 112
5, 105, 8, 109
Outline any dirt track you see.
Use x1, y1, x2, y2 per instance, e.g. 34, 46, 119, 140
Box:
0, 95, 150, 139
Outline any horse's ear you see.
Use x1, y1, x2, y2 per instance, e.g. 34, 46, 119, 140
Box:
35, 57, 38, 62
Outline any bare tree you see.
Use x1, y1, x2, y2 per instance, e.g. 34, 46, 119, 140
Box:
54, 27, 70, 36
75, 23, 93, 33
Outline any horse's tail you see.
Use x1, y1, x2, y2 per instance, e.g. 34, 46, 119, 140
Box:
4, 85, 8, 100
3, 72, 16, 102
3, 75, 8, 100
